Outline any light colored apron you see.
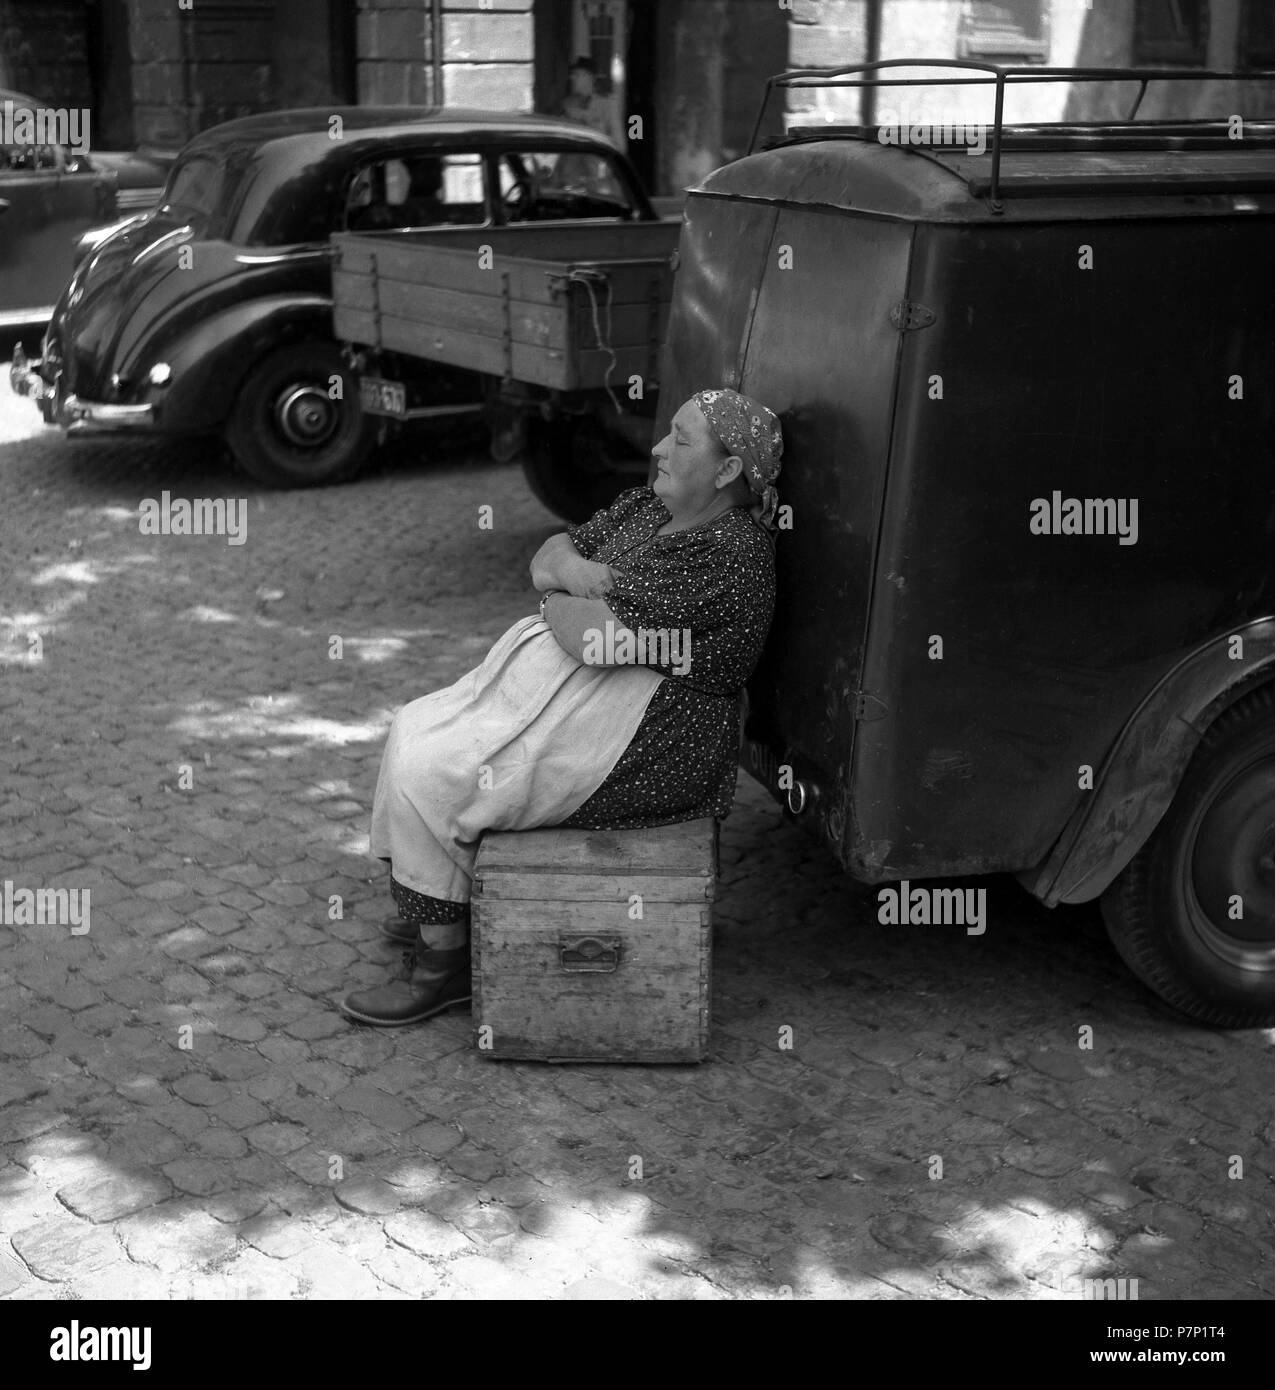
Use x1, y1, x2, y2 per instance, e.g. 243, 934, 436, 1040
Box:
369, 615, 664, 902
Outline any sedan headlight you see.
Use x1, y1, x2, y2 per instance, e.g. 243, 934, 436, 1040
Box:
148, 363, 172, 386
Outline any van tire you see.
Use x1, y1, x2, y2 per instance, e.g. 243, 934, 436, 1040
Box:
520, 414, 647, 523
1100, 684, 1275, 1028
227, 342, 375, 487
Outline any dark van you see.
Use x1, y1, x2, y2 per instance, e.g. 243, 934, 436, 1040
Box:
658, 61, 1275, 1027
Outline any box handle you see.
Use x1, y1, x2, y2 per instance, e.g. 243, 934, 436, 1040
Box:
559, 933, 621, 973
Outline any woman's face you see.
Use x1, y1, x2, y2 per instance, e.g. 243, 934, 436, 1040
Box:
651, 400, 738, 513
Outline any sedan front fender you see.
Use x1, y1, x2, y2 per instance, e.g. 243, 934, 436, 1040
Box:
138, 294, 338, 433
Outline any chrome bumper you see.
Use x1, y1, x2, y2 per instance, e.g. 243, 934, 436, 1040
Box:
9, 345, 155, 430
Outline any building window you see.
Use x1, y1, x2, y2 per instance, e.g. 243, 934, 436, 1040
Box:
1132, 0, 1208, 66
957, 1, 1050, 66
1239, 1, 1275, 70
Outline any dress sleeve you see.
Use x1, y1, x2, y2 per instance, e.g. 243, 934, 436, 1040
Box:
603, 523, 774, 688
566, 486, 653, 559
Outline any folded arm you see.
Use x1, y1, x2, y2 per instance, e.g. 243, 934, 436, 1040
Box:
543, 594, 649, 667
530, 533, 616, 599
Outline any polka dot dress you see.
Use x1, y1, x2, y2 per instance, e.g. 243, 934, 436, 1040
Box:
560, 486, 776, 830
390, 876, 468, 924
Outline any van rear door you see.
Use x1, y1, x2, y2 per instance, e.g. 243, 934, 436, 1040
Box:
659, 192, 910, 867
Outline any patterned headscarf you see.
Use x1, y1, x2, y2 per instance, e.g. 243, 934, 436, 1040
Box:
692, 388, 783, 530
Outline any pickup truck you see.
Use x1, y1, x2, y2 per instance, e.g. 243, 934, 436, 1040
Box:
331, 218, 679, 520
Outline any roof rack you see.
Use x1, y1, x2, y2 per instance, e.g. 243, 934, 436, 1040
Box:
747, 59, 1275, 207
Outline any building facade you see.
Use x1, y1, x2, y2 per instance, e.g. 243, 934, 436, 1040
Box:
2, 1, 1273, 185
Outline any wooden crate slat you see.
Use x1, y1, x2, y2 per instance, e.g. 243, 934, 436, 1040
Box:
374, 315, 568, 385
334, 228, 676, 304
362, 284, 666, 354
473, 901, 707, 938
474, 871, 712, 903
569, 301, 668, 350
477, 820, 716, 875
370, 279, 567, 348
341, 242, 569, 307
334, 221, 678, 265
563, 266, 672, 306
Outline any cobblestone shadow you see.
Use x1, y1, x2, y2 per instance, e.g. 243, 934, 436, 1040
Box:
2, 425, 1271, 1299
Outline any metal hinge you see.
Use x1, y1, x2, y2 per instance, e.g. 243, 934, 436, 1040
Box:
889, 299, 936, 331
854, 691, 888, 721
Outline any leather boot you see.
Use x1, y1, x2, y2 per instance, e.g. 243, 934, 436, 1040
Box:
340, 941, 471, 1026
377, 914, 419, 947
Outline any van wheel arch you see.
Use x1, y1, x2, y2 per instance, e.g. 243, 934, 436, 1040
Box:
1100, 681, 1275, 1028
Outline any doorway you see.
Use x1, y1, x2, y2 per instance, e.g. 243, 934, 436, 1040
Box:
534, 0, 659, 194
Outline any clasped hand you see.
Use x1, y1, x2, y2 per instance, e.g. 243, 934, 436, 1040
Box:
564, 558, 617, 600
529, 534, 618, 602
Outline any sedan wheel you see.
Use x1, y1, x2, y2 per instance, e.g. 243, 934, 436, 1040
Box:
227, 341, 375, 487
1100, 685, 1275, 1027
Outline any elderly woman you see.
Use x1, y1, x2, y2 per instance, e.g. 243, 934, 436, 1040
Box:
341, 388, 783, 1026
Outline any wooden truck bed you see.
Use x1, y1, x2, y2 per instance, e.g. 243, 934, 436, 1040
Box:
331, 222, 679, 393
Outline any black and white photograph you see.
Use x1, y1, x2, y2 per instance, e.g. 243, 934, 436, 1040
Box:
1, 0, 1273, 1340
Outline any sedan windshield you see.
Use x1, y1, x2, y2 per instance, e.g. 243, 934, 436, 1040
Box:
497, 150, 637, 220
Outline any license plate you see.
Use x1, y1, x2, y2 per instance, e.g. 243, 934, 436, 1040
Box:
360, 375, 406, 417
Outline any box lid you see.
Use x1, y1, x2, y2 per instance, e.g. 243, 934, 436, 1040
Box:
475, 818, 717, 878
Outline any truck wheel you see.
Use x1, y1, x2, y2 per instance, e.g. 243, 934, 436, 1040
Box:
520, 414, 647, 523
1100, 684, 1275, 1027
226, 342, 375, 487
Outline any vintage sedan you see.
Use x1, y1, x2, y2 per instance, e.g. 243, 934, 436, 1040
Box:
0, 86, 172, 327
9, 107, 657, 486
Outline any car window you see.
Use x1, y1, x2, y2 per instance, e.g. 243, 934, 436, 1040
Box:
497, 150, 635, 221
0, 144, 59, 173
161, 153, 225, 221
345, 151, 487, 232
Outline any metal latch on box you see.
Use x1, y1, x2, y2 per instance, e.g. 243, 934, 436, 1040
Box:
559, 934, 622, 972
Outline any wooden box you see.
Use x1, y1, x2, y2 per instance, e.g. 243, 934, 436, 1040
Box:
470, 819, 717, 1063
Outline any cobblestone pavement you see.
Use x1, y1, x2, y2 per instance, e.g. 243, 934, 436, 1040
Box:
1, 379, 1272, 1302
